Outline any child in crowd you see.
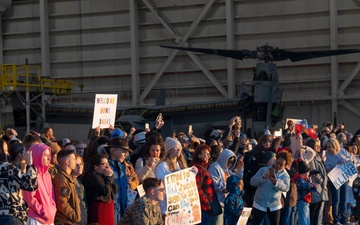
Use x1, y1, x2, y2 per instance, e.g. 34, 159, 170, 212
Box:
224, 175, 244, 225
293, 160, 317, 225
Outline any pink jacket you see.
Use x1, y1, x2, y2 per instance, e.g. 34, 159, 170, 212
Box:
23, 143, 57, 224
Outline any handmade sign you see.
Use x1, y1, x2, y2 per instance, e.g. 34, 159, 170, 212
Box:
164, 168, 201, 225
237, 207, 252, 225
328, 163, 357, 189
92, 94, 117, 128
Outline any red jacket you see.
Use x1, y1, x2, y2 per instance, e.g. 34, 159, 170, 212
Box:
193, 162, 216, 212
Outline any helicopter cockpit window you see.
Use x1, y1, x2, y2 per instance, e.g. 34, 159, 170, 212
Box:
254, 71, 273, 81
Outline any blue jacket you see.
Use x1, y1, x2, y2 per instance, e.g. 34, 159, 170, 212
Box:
324, 148, 354, 172
293, 174, 317, 203
250, 166, 290, 211
224, 175, 244, 225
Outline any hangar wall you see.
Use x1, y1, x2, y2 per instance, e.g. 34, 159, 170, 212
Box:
1, 0, 360, 138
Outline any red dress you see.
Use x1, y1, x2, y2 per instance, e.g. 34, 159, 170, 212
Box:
87, 198, 115, 225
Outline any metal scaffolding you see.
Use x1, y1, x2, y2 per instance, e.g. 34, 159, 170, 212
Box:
0, 64, 73, 133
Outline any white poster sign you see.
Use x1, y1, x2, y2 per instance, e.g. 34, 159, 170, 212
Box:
290, 135, 301, 157
285, 118, 308, 129
328, 163, 357, 189
164, 168, 201, 225
237, 207, 252, 225
92, 94, 118, 128
137, 184, 146, 198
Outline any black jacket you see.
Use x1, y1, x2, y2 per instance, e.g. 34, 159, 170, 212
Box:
83, 170, 117, 204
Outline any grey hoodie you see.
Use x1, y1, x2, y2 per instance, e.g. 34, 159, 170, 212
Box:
208, 148, 243, 206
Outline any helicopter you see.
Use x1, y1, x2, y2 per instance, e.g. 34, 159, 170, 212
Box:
160, 44, 360, 137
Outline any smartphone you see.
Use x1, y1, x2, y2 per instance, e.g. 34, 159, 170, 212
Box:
145, 123, 149, 129
269, 168, 275, 176
188, 125, 192, 133
158, 113, 162, 119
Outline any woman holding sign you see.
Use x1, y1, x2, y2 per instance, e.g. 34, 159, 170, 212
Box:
155, 137, 188, 218
324, 138, 355, 225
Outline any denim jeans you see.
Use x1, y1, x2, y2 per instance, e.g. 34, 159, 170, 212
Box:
292, 205, 298, 225
199, 210, 211, 225
310, 201, 324, 225
0, 216, 23, 225
297, 200, 310, 225
209, 211, 223, 225
329, 181, 347, 224
280, 206, 296, 225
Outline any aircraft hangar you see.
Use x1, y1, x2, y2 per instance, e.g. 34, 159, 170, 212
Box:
0, 0, 359, 140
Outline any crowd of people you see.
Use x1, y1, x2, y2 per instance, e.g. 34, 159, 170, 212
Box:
0, 115, 360, 225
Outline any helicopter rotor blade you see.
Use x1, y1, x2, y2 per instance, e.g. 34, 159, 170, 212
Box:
161, 45, 360, 62
160, 45, 257, 60
272, 49, 360, 62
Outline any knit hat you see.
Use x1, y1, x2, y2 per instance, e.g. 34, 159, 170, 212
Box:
240, 134, 247, 140
210, 130, 222, 139
264, 130, 272, 136
297, 160, 311, 174
164, 137, 181, 153
133, 132, 146, 144
111, 128, 124, 139
61, 138, 71, 147
250, 139, 258, 146
263, 151, 276, 164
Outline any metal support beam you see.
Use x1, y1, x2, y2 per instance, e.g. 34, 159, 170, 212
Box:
26, 91, 30, 133
139, 50, 179, 104
0, 0, 12, 64
186, 52, 228, 97
342, 100, 360, 118
15, 91, 55, 132
338, 61, 360, 94
140, 0, 180, 41
0, 19, 3, 64
226, 0, 235, 99
42, 92, 46, 129
282, 93, 360, 102
180, 0, 217, 45
39, 0, 50, 77
130, 0, 140, 106
139, 0, 226, 102
329, 0, 338, 124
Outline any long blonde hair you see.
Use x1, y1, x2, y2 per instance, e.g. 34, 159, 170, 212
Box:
326, 138, 341, 155
158, 146, 188, 172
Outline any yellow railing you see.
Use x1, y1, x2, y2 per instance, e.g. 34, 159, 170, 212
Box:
0, 64, 72, 95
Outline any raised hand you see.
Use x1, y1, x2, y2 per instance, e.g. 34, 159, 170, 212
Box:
23, 150, 33, 165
